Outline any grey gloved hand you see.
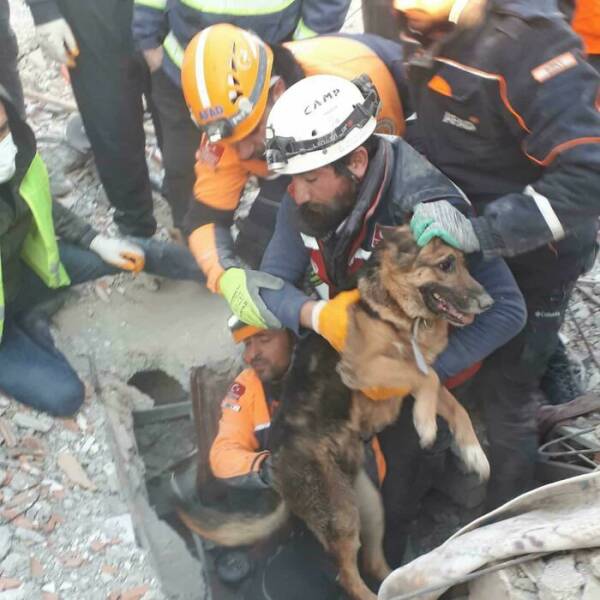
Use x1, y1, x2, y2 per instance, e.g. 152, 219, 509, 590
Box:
219, 267, 283, 329
410, 200, 481, 253
36, 18, 79, 67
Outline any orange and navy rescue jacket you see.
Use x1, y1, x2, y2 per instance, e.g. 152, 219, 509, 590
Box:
185, 33, 408, 293
401, 0, 600, 260
210, 368, 386, 488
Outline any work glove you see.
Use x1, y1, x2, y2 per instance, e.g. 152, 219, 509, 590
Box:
90, 235, 145, 272
313, 289, 411, 401
410, 200, 481, 253
36, 18, 79, 68
219, 268, 283, 329
312, 289, 361, 353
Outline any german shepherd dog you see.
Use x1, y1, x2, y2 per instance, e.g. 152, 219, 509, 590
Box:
177, 226, 492, 600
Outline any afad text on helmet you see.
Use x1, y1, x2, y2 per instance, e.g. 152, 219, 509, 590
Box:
304, 88, 341, 115
200, 105, 224, 122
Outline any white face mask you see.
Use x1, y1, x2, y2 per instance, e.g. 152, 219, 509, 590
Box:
0, 133, 17, 184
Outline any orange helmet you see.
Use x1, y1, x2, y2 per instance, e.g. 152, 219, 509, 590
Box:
181, 24, 274, 144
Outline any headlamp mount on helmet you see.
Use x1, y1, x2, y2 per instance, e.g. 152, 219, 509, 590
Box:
265, 74, 380, 171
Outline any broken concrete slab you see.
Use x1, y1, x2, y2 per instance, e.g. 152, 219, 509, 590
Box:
538, 556, 585, 600
468, 568, 538, 600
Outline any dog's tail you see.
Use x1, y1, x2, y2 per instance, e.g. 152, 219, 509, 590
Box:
176, 497, 289, 547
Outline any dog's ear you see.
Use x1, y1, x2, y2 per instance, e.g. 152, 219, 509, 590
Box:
380, 225, 418, 258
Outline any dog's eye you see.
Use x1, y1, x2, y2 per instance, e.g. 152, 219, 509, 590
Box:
437, 256, 455, 272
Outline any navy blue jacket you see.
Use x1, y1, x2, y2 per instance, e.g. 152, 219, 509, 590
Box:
403, 0, 600, 260
132, 0, 351, 86
260, 136, 527, 382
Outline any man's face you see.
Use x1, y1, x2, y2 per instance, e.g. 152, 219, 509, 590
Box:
289, 165, 357, 238
394, 0, 454, 32
242, 329, 293, 383
232, 105, 270, 161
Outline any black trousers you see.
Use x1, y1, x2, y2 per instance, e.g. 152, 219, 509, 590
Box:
150, 69, 201, 230
0, 0, 25, 117
56, 0, 157, 237
474, 230, 597, 510
378, 399, 450, 568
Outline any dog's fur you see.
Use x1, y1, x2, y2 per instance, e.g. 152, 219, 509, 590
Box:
177, 227, 492, 600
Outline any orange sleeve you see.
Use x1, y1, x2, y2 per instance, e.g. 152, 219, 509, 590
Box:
194, 142, 250, 211
188, 224, 225, 293
190, 141, 271, 292
209, 371, 270, 482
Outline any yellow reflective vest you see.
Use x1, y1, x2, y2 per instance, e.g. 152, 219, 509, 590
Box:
0, 153, 70, 341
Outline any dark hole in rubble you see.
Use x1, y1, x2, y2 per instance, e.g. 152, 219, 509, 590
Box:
132, 361, 245, 600
128, 369, 188, 405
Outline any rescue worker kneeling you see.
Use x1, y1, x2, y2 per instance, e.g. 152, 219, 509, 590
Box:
207, 318, 385, 599
0, 87, 203, 417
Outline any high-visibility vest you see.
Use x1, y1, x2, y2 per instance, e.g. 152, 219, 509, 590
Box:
0, 153, 70, 341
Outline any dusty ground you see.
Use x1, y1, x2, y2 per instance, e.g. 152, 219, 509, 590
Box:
3, 1, 600, 599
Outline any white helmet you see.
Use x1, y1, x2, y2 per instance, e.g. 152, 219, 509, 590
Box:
265, 74, 380, 175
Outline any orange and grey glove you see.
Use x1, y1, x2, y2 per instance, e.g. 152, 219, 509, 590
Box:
313, 290, 410, 401
311, 289, 361, 353
90, 235, 145, 272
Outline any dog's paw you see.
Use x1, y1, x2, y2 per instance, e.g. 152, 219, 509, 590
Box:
413, 413, 437, 448
461, 444, 490, 481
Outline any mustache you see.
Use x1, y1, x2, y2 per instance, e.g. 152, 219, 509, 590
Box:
294, 198, 353, 239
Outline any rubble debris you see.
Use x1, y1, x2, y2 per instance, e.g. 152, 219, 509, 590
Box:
12, 413, 53, 434
56, 452, 96, 491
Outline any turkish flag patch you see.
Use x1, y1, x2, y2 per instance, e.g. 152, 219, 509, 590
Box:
227, 382, 246, 401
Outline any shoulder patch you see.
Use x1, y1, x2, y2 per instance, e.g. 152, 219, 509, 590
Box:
221, 400, 241, 412
197, 137, 225, 168
227, 381, 246, 401
531, 52, 577, 83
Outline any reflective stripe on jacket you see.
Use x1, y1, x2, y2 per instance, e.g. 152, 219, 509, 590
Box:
133, 0, 351, 86
0, 153, 70, 341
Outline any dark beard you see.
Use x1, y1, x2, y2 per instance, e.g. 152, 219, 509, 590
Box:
294, 189, 356, 239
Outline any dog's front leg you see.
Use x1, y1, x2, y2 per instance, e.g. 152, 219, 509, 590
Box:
437, 386, 490, 480
410, 369, 441, 449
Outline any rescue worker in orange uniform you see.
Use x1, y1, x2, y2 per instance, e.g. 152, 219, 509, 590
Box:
572, 0, 600, 72
180, 24, 409, 325
209, 317, 385, 598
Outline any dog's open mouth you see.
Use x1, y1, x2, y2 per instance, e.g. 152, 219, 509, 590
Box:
426, 290, 475, 327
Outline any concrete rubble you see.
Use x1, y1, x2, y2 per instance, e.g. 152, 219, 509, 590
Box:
5, 0, 600, 599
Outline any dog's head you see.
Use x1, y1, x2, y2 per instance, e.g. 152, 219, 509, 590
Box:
362, 225, 493, 326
